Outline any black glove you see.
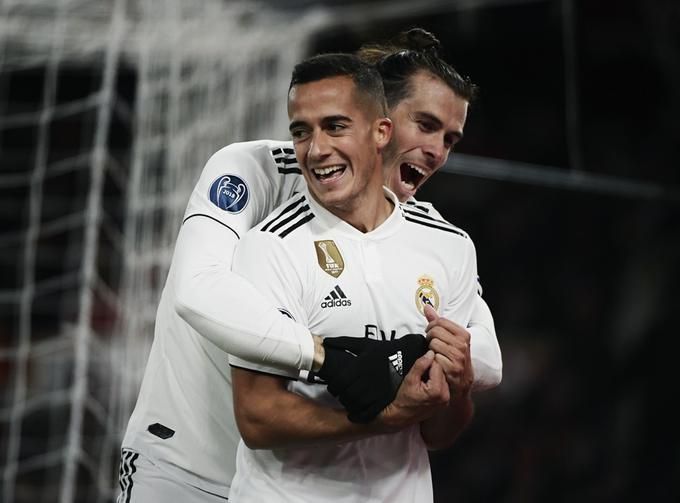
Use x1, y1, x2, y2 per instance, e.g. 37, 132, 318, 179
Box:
312, 336, 369, 384
321, 334, 428, 424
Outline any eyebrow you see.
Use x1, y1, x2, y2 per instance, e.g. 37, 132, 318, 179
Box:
414, 111, 464, 141
288, 120, 306, 133
321, 114, 352, 125
288, 115, 353, 132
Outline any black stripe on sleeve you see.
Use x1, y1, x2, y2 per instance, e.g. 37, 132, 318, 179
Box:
259, 194, 313, 239
271, 146, 296, 155
272, 147, 302, 174
183, 213, 240, 240
278, 213, 314, 238
261, 195, 306, 232
277, 166, 303, 175
405, 200, 431, 213
274, 156, 299, 165
402, 207, 451, 225
404, 216, 467, 237
269, 205, 310, 233
402, 206, 468, 235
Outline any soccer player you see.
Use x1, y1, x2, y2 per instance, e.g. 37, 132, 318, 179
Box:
118, 29, 501, 502
228, 52, 477, 502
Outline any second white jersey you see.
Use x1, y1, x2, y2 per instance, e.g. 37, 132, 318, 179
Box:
121, 140, 306, 497
229, 187, 479, 503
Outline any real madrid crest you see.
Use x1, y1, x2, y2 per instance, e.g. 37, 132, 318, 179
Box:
314, 240, 344, 278
415, 275, 440, 314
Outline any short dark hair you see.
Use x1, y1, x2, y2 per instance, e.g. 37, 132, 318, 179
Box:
357, 28, 478, 109
289, 53, 387, 115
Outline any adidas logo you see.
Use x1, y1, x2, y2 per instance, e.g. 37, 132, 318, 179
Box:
388, 350, 403, 376
320, 285, 352, 309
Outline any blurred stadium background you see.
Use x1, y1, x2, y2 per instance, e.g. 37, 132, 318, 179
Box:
0, 0, 678, 502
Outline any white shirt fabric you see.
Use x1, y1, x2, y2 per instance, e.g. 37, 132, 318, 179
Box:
403, 200, 502, 391
228, 186, 479, 503
122, 140, 312, 498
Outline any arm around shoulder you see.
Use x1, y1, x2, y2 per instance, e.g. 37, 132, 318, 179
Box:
173, 215, 315, 373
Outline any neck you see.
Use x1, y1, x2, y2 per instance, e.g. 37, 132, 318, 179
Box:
316, 184, 394, 233
341, 189, 394, 233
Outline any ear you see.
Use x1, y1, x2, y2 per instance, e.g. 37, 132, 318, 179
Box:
374, 117, 393, 150
287, 86, 299, 119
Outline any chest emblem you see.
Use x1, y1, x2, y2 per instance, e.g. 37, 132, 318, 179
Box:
314, 240, 344, 278
415, 275, 440, 314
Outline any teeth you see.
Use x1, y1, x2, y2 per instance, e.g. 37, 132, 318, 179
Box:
403, 180, 416, 189
407, 163, 426, 176
313, 165, 344, 176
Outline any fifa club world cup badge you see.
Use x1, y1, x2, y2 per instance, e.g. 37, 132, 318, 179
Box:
314, 240, 344, 278
415, 275, 440, 314
209, 174, 249, 213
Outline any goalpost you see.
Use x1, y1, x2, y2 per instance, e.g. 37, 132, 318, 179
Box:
0, 1, 328, 501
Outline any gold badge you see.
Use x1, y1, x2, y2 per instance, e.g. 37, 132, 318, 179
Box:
415, 275, 440, 314
314, 240, 344, 278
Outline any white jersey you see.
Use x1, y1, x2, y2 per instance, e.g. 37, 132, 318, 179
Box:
121, 139, 501, 499
228, 187, 479, 503
403, 200, 502, 391
122, 140, 310, 497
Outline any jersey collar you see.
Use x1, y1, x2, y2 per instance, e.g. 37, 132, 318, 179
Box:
302, 185, 404, 240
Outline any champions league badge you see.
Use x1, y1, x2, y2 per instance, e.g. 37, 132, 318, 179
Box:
209, 174, 249, 213
415, 275, 440, 314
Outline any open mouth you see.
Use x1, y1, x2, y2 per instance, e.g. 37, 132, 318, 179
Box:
313, 165, 346, 183
399, 163, 426, 191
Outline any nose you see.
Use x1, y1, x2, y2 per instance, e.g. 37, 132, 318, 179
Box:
422, 137, 448, 167
308, 130, 332, 162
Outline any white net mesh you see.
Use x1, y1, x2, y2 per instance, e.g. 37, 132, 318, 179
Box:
0, 1, 328, 501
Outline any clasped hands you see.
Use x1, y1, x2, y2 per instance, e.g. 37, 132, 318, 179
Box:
314, 306, 473, 426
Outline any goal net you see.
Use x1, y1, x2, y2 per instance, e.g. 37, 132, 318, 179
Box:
0, 1, 328, 501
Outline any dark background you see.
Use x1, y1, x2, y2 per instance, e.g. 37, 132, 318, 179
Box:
304, 1, 680, 501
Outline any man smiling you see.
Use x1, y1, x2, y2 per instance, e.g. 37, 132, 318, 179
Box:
117, 29, 501, 503
286, 63, 394, 228
228, 52, 480, 503
383, 70, 469, 201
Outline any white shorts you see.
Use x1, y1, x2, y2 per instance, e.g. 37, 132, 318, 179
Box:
117, 449, 228, 503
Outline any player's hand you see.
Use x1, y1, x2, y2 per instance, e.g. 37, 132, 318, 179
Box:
377, 351, 450, 431
423, 305, 473, 397
317, 335, 429, 424
313, 336, 360, 385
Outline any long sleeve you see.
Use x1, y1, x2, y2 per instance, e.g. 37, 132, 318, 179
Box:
468, 295, 502, 391
174, 215, 315, 373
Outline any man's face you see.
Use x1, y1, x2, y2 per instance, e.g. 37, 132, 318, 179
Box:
384, 71, 469, 202
288, 76, 390, 214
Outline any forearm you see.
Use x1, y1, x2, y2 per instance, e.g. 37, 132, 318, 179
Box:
420, 307, 476, 449
173, 216, 315, 374
232, 368, 389, 450
419, 392, 474, 450
238, 391, 382, 450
